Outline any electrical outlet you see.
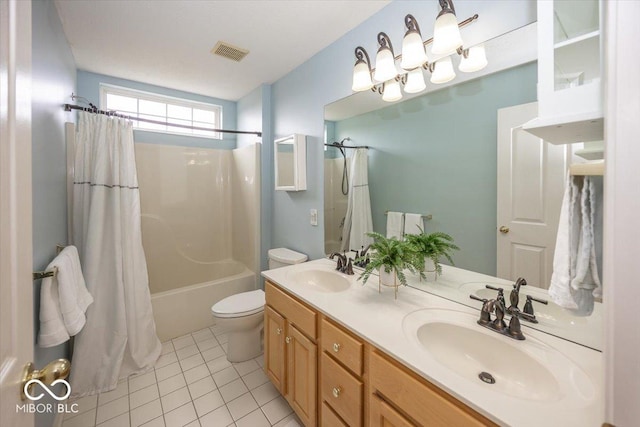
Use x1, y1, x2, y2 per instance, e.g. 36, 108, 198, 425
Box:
310, 209, 318, 226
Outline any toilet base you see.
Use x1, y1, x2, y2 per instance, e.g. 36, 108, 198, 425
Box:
226, 324, 263, 362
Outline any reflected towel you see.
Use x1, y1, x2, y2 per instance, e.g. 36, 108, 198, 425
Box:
404, 213, 423, 235
38, 246, 93, 348
386, 211, 404, 239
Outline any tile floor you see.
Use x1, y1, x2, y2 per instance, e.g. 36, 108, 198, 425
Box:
63, 325, 302, 427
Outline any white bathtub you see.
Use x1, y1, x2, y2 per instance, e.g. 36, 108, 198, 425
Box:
151, 263, 256, 342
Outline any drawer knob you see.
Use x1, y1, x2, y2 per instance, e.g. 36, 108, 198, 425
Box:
276, 328, 282, 335
332, 343, 341, 353
285, 336, 291, 344
332, 387, 342, 398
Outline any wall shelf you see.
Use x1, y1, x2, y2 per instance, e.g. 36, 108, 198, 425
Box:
570, 160, 604, 176
523, 110, 603, 144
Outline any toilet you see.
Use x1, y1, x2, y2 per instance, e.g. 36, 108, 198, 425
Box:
211, 248, 308, 362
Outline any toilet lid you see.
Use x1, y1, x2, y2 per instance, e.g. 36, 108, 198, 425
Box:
211, 289, 265, 318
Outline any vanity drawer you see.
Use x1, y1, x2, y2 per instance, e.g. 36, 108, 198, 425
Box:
370, 350, 496, 427
321, 318, 363, 376
321, 352, 363, 426
321, 401, 348, 427
266, 281, 316, 340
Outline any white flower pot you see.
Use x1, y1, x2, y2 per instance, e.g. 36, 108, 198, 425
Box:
378, 266, 401, 299
424, 258, 439, 281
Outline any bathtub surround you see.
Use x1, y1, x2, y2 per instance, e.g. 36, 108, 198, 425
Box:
135, 143, 261, 341
31, 0, 77, 425
70, 112, 161, 397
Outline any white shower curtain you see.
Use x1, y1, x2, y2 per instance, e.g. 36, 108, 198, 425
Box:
341, 148, 373, 252
70, 112, 161, 397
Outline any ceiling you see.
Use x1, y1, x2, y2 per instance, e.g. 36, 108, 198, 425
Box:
54, 0, 390, 101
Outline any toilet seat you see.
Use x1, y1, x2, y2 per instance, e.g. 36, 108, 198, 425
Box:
211, 289, 265, 318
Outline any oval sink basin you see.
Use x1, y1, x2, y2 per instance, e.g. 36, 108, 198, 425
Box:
403, 309, 595, 403
288, 269, 351, 293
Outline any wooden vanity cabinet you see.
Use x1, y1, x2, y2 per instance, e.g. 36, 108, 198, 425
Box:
265, 282, 317, 427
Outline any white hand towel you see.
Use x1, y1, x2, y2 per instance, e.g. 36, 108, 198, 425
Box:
38, 246, 93, 347
386, 211, 404, 239
404, 213, 423, 236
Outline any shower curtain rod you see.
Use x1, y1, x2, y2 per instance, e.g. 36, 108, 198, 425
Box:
63, 104, 262, 137
324, 142, 369, 149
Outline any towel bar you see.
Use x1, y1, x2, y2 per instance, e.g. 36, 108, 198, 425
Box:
32, 245, 66, 281
384, 211, 433, 221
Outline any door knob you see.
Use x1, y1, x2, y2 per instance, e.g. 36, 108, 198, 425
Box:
20, 359, 71, 401
499, 226, 510, 234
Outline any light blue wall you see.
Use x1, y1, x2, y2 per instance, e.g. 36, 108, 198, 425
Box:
333, 63, 537, 275
77, 71, 238, 149
269, 1, 536, 261
32, 1, 76, 426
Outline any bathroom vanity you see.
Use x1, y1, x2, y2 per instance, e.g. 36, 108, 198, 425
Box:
262, 258, 602, 427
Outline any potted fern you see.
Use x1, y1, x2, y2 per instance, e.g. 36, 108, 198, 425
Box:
357, 232, 424, 298
404, 228, 459, 280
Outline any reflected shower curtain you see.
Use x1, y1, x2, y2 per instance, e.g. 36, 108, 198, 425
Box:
340, 148, 374, 252
70, 112, 161, 397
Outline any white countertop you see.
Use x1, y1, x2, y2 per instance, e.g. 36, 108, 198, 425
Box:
262, 258, 603, 427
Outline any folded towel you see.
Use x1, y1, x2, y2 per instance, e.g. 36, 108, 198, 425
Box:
386, 212, 404, 239
404, 213, 423, 235
38, 246, 93, 348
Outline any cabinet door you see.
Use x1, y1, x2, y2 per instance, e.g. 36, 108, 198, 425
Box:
265, 306, 286, 394
370, 395, 414, 427
287, 324, 317, 427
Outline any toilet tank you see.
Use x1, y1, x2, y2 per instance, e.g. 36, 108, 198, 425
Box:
268, 248, 308, 269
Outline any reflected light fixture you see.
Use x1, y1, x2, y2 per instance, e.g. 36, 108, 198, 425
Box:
373, 32, 398, 83
432, 0, 463, 55
459, 44, 488, 73
350, 0, 484, 102
401, 14, 428, 70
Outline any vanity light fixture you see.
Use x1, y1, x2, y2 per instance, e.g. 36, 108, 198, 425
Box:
350, 0, 485, 102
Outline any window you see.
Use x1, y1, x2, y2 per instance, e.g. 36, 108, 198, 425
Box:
100, 84, 223, 139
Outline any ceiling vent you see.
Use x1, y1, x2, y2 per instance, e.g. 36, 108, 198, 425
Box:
211, 41, 249, 62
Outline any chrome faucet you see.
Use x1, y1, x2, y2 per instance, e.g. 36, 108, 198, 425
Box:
329, 252, 354, 275
470, 287, 536, 341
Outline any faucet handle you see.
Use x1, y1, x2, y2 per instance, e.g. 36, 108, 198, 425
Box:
345, 258, 354, 275
469, 295, 492, 325
522, 295, 548, 323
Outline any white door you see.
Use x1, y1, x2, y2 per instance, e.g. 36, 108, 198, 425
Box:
0, 1, 34, 426
497, 102, 570, 289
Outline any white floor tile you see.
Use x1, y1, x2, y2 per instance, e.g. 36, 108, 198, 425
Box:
250, 381, 279, 406
129, 371, 157, 393
130, 383, 160, 410
253, 355, 265, 368
96, 395, 129, 424
196, 338, 218, 352
193, 390, 225, 417
160, 341, 174, 355
206, 355, 231, 374
96, 412, 129, 427
184, 364, 210, 385
235, 408, 270, 427
272, 413, 303, 427
164, 402, 197, 427
221, 343, 228, 353
226, 393, 258, 421
62, 408, 96, 427
130, 399, 162, 427
217, 334, 229, 344
187, 376, 217, 399
172, 335, 196, 350
161, 387, 191, 413
183, 420, 201, 427
155, 352, 178, 368
219, 378, 248, 403
155, 362, 181, 381
201, 346, 225, 362
261, 396, 293, 425
232, 360, 259, 377
65, 394, 98, 419
158, 373, 186, 396
140, 416, 165, 427
192, 329, 214, 343
212, 366, 239, 388
176, 344, 199, 360
242, 368, 268, 390
198, 405, 233, 427
98, 381, 129, 406
179, 353, 205, 371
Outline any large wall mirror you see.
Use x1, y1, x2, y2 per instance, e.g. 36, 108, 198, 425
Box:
323, 24, 604, 350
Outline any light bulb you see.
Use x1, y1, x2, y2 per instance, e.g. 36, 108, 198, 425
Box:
431, 12, 463, 56
373, 48, 398, 83
459, 44, 488, 73
401, 31, 428, 70
404, 68, 426, 94
352, 60, 373, 91
382, 79, 402, 102
430, 57, 456, 84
